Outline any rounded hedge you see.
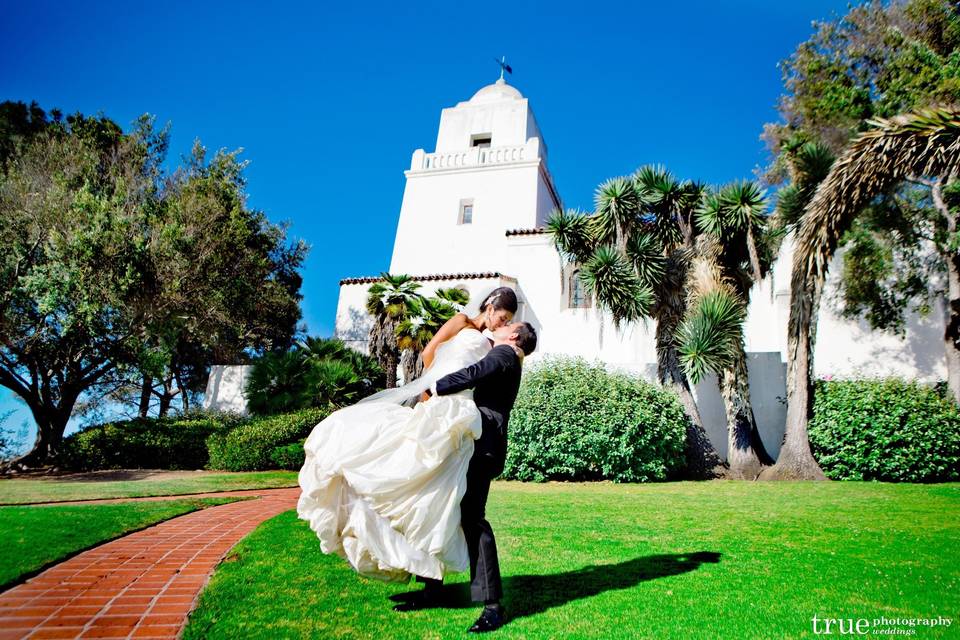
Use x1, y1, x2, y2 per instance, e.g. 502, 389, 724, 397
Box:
58, 412, 243, 471
503, 356, 688, 482
269, 440, 306, 470
809, 378, 960, 482
206, 408, 328, 471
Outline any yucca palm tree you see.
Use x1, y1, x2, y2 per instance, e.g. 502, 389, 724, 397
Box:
365, 273, 423, 388
682, 182, 776, 479
761, 107, 960, 480
396, 287, 470, 383
549, 166, 726, 478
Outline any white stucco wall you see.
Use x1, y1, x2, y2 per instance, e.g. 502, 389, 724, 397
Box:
202, 365, 252, 415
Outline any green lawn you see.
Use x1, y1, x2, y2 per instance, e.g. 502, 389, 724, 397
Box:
0, 470, 297, 504
0, 496, 244, 590
183, 481, 960, 640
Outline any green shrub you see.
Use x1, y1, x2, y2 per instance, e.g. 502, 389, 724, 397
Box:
58, 411, 243, 471
269, 440, 306, 470
206, 408, 328, 471
809, 378, 960, 482
244, 338, 384, 416
503, 356, 688, 482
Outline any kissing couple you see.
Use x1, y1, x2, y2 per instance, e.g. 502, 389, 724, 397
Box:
297, 287, 537, 633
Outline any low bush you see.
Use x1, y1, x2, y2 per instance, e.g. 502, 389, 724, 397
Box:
503, 356, 688, 482
809, 378, 960, 482
206, 408, 328, 471
245, 338, 384, 416
57, 411, 244, 471
269, 441, 306, 470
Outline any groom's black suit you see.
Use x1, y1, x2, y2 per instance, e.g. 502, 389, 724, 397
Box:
428, 343, 522, 603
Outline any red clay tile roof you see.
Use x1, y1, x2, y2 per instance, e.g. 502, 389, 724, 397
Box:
339, 272, 502, 286
505, 228, 548, 236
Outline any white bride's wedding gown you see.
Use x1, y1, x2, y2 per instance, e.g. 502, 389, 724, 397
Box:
296, 327, 492, 582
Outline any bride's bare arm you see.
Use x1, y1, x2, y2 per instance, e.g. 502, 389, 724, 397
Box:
421, 313, 469, 370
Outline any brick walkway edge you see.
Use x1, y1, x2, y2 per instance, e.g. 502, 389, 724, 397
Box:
0, 487, 300, 639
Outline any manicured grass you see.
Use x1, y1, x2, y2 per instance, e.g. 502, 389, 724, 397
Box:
0, 496, 244, 590
0, 470, 297, 504
184, 481, 959, 640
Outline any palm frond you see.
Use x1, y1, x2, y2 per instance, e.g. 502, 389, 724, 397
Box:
594, 177, 639, 246
625, 229, 666, 288
795, 106, 960, 295
581, 245, 654, 324
676, 290, 746, 384
546, 208, 596, 262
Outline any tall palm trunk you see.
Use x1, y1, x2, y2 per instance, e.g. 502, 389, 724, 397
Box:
655, 283, 725, 479
759, 265, 827, 480
932, 179, 960, 405
944, 253, 960, 405
718, 345, 770, 480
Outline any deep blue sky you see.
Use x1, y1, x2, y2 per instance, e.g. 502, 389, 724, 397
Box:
1, 0, 852, 442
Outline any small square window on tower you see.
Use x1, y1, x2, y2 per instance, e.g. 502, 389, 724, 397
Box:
458, 199, 474, 225
470, 134, 492, 148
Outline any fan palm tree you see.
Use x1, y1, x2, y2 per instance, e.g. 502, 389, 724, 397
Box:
761, 106, 960, 480
396, 287, 470, 383
365, 273, 423, 388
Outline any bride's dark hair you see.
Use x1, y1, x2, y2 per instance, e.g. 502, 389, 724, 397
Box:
479, 287, 518, 314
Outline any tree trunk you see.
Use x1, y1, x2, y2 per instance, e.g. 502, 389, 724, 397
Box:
944, 254, 960, 405
138, 375, 152, 418
758, 269, 827, 481
385, 352, 398, 388
932, 180, 960, 405
656, 313, 726, 479
8, 400, 71, 469
719, 349, 768, 480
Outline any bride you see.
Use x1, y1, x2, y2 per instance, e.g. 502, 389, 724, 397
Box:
296, 287, 519, 582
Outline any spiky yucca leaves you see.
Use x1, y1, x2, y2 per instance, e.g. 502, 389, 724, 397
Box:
676, 290, 746, 384
594, 177, 640, 249
726, 181, 767, 280
580, 246, 653, 325
546, 208, 596, 263
634, 165, 687, 246
625, 230, 666, 288
773, 140, 836, 234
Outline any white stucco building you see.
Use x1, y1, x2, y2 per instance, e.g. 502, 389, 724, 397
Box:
206, 76, 945, 461
328, 76, 947, 461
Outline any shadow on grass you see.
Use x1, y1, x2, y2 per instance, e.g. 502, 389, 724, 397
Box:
391, 551, 721, 622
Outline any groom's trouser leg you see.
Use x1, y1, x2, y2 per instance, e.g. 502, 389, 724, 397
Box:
461, 455, 502, 603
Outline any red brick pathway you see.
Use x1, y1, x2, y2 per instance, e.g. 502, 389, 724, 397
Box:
0, 487, 300, 639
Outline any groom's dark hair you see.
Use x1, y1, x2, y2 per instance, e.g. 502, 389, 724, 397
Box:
513, 322, 537, 355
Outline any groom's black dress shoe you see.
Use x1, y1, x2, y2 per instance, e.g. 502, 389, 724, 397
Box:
391, 590, 441, 612
467, 607, 505, 633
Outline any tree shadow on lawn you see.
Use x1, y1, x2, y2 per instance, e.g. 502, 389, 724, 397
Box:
390, 551, 721, 622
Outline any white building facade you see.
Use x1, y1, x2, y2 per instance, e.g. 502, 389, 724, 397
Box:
333, 78, 947, 461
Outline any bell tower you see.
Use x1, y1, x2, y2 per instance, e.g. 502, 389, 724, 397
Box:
388, 77, 561, 276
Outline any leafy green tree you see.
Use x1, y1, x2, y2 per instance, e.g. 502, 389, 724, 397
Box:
131, 141, 307, 418
365, 274, 423, 388
0, 105, 163, 466
0, 101, 308, 466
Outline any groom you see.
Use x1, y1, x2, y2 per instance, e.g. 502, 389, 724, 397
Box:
394, 321, 537, 633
